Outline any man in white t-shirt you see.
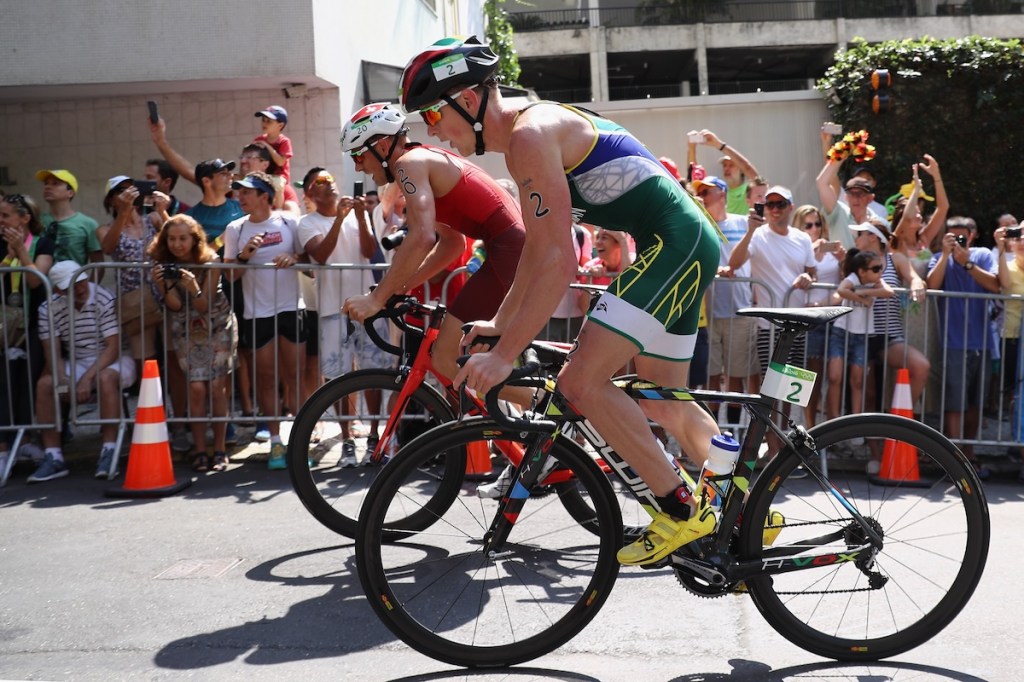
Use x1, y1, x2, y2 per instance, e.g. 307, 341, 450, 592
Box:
298, 168, 389, 466
297, 168, 385, 378
729, 185, 817, 369
728, 185, 816, 458
223, 171, 307, 470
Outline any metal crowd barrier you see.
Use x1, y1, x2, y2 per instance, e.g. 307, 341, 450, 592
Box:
4, 262, 1024, 483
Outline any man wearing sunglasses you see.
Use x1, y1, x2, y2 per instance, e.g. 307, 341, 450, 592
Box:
340, 102, 526, 388
816, 154, 889, 249
728, 185, 817, 392
401, 36, 725, 566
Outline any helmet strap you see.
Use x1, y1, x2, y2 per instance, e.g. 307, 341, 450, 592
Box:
443, 86, 490, 156
366, 131, 405, 184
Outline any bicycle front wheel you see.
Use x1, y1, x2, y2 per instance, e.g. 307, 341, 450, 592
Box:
739, 413, 990, 660
287, 369, 457, 538
356, 418, 622, 668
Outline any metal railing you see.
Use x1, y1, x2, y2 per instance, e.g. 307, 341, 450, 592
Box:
509, 1, 1015, 32
3, 263, 1021, 480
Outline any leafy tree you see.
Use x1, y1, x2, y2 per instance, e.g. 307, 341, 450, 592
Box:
817, 36, 1024, 235
485, 0, 521, 87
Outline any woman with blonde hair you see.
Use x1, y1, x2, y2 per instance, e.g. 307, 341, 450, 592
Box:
791, 204, 844, 427
148, 214, 237, 472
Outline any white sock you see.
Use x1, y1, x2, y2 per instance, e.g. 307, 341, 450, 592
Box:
270, 435, 282, 445
46, 447, 64, 462
102, 442, 116, 451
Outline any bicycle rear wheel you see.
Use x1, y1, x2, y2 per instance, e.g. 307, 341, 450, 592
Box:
356, 417, 622, 668
739, 413, 990, 660
287, 369, 457, 538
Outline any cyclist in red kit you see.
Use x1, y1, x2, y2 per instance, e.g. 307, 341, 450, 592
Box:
341, 103, 526, 384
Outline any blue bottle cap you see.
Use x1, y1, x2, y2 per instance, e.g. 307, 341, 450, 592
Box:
711, 433, 740, 452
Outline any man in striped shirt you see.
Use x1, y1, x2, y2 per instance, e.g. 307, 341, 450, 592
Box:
28, 261, 136, 482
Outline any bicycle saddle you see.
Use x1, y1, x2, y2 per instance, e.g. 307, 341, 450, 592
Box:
736, 306, 851, 330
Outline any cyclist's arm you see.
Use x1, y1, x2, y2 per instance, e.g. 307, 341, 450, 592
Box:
403, 222, 466, 292
366, 156, 442, 305
488, 126, 579, 362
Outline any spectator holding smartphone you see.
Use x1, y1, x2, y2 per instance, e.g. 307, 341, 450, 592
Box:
686, 129, 761, 215
995, 222, 1024, 479
96, 176, 167, 380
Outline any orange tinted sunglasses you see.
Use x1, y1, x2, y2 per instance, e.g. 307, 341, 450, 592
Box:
418, 89, 468, 126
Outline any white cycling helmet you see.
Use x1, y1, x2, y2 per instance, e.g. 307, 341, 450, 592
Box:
341, 102, 408, 154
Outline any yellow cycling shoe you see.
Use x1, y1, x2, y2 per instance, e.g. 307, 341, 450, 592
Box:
735, 509, 786, 594
617, 505, 717, 566
763, 509, 785, 546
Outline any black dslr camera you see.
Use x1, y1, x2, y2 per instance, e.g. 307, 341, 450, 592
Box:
163, 263, 182, 281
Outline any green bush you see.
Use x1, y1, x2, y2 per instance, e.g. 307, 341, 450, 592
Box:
486, 0, 521, 87
817, 36, 1024, 236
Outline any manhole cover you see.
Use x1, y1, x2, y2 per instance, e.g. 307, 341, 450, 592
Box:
155, 558, 243, 580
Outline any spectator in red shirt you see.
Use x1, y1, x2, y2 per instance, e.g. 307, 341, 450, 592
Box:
253, 105, 293, 182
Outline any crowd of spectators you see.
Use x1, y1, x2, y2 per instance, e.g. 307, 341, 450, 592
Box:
1, 110, 1022, 484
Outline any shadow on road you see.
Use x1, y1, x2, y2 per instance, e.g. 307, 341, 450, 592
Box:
152, 544, 394, 670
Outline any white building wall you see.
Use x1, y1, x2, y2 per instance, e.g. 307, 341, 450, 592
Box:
0, 0, 472, 218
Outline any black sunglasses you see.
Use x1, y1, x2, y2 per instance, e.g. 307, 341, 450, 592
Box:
802, 221, 823, 229
4, 193, 28, 209
765, 200, 789, 210
866, 264, 884, 273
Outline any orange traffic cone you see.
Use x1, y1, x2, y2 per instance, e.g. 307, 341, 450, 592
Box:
464, 439, 493, 481
871, 368, 929, 487
106, 360, 191, 498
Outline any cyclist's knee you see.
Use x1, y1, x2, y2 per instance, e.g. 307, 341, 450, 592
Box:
557, 363, 597, 406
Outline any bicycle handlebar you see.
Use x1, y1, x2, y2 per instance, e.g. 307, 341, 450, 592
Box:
455, 348, 557, 433
361, 295, 438, 357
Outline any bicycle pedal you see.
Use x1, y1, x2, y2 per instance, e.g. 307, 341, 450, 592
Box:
638, 557, 671, 570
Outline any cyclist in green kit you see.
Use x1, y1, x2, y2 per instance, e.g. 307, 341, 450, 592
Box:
400, 36, 725, 565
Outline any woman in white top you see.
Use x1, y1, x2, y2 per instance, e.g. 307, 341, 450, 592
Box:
793, 205, 844, 427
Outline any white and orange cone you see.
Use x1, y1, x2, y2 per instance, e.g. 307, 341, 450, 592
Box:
872, 368, 928, 487
106, 360, 191, 498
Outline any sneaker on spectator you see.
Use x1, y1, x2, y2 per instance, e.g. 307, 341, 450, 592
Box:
95, 446, 117, 480
361, 435, 380, 467
17, 442, 45, 463
341, 439, 357, 468
477, 457, 560, 499
170, 429, 191, 453
477, 465, 515, 499
254, 423, 271, 443
27, 454, 69, 483
225, 423, 238, 446
267, 442, 287, 470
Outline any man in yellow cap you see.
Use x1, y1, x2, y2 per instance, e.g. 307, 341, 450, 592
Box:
35, 169, 102, 267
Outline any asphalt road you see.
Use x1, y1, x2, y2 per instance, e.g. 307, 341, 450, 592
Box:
1, 451, 1018, 682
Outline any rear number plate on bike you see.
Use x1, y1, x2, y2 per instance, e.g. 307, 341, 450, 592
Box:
761, 362, 816, 407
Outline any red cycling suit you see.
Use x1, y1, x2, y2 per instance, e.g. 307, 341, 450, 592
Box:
407, 143, 525, 324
